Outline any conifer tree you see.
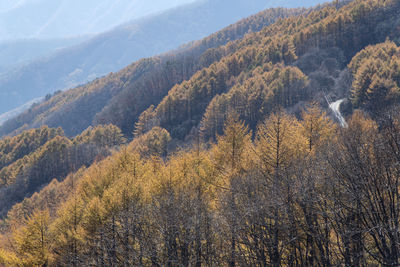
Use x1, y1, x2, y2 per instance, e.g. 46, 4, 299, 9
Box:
213, 114, 252, 267
13, 210, 52, 266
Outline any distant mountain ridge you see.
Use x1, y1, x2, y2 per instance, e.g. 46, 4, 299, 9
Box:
0, 5, 315, 137
0, 0, 196, 40
0, 0, 326, 115
0, 97, 43, 126
0, 36, 87, 71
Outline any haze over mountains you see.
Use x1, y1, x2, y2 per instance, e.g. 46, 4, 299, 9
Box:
0, 0, 197, 109
0, 36, 86, 71
0, 0, 325, 115
0, 0, 196, 40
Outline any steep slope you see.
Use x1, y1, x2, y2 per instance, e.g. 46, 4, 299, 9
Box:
145, 0, 400, 139
0, 124, 125, 218
0, 6, 306, 136
4, 0, 400, 140
0, 0, 324, 114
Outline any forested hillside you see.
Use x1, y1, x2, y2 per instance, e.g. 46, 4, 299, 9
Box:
3, 106, 400, 266
2, 0, 400, 266
0, 4, 305, 225
0, 6, 305, 136
0, 0, 321, 115
3, 0, 400, 140
0, 124, 125, 218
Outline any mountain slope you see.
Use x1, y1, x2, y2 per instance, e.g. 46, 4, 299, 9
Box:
0, 124, 125, 218
0, 0, 325, 114
131, 0, 400, 139
0, 6, 307, 136
4, 0, 400, 140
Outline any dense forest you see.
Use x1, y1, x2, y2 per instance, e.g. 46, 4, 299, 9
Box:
2, 0, 400, 266
0, 0, 314, 115
3, 0, 400, 141
0, 125, 125, 219
0, 6, 309, 137
2, 106, 400, 266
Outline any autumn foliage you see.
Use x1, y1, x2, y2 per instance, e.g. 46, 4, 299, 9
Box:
2, 0, 400, 266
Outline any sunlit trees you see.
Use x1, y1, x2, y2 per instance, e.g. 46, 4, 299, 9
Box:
130, 126, 171, 158
73, 124, 126, 148
349, 41, 400, 111
13, 210, 52, 266
300, 102, 336, 152
0, 124, 126, 219
4, 102, 400, 265
212, 114, 253, 266
51, 195, 86, 266
253, 110, 303, 266
200, 65, 309, 140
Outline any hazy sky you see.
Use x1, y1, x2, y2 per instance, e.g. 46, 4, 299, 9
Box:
0, 0, 197, 40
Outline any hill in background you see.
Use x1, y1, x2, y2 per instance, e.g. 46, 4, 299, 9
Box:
0, 0, 196, 40
0, 0, 325, 114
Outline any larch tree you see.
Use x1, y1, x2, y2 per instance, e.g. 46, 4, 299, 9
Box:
212, 113, 253, 267
254, 109, 303, 266
13, 210, 52, 267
